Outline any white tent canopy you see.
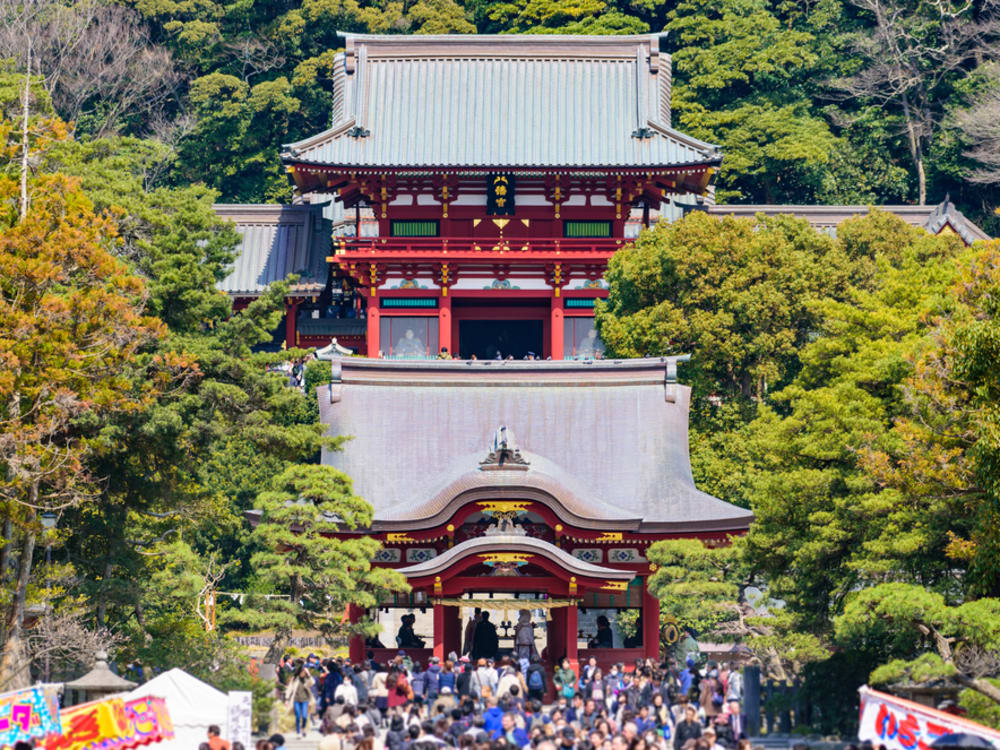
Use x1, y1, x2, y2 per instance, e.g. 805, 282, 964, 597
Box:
124, 668, 230, 750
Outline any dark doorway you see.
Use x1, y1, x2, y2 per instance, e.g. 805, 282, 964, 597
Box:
459, 320, 543, 359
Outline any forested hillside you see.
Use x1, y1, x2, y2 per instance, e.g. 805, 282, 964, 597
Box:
4, 0, 1000, 229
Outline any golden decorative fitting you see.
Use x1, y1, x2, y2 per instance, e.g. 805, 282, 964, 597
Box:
555, 524, 564, 533
446, 524, 455, 532
477, 500, 531, 514
596, 532, 624, 543
601, 581, 629, 592
480, 552, 532, 565
386, 532, 417, 543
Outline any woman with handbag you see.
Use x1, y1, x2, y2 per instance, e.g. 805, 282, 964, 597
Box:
554, 658, 577, 701
284, 665, 316, 739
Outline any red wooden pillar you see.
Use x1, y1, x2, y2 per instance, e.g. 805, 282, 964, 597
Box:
348, 603, 365, 665
643, 579, 661, 662
565, 603, 579, 675
439, 294, 452, 356
366, 293, 380, 358
433, 603, 446, 661
285, 299, 300, 349
443, 605, 462, 659
548, 608, 564, 663
550, 296, 564, 360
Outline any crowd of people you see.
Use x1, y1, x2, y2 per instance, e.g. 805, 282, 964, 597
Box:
264, 649, 752, 750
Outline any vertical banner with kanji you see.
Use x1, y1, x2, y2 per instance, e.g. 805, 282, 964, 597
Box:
0, 685, 62, 746
226, 691, 252, 750
858, 687, 1000, 750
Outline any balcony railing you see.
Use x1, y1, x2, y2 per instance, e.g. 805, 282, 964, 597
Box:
332, 236, 628, 258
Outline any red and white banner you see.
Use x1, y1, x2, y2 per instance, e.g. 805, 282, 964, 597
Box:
859, 687, 1000, 750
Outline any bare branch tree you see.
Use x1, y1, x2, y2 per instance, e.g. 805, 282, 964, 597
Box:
0, 0, 183, 136
22, 610, 123, 685
226, 37, 286, 82
954, 65, 1000, 182
831, 0, 1000, 204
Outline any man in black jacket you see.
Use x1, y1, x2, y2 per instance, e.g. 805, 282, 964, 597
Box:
674, 704, 702, 750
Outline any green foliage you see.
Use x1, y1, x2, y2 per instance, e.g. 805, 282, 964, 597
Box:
960, 680, 1000, 730
596, 210, 844, 403
647, 538, 826, 680
238, 465, 408, 657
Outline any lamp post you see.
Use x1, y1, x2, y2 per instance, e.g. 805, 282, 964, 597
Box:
40, 512, 57, 564
40, 512, 57, 682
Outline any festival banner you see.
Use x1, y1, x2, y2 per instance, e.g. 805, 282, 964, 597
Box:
47, 697, 129, 750
123, 697, 174, 747
44, 695, 173, 750
0, 685, 62, 747
859, 686, 1000, 750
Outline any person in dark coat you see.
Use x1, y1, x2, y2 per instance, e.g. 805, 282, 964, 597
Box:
471, 612, 499, 661
385, 715, 407, 750
674, 704, 702, 750
456, 662, 473, 698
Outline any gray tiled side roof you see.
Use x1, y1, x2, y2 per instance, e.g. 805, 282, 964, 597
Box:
283, 34, 720, 170
317, 358, 753, 532
705, 199, 991, 243
214, 204, 331, 297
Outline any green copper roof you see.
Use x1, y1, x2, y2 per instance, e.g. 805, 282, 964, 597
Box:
282, 34, 721, 171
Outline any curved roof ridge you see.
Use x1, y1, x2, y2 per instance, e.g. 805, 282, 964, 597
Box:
375, 449, 643, 526
395, 534, 636, 580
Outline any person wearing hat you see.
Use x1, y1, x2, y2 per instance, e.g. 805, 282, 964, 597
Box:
701, 726, 726, 750
431, 685, 458, 715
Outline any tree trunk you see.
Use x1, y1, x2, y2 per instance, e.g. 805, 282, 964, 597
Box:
901, 96, 927, 205
957, 673, 1000, 706
0, 514, 37, 690
19, 40, 31, 222
264, 626, 292, 664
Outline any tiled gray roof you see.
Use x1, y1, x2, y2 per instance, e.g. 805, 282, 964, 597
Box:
283, 34, 720, 170
214, 204, 331, 296
317, 358, 753, 532
705, 199, 991, 243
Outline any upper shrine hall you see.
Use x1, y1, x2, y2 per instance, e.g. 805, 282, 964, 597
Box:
221, 33, 722, 359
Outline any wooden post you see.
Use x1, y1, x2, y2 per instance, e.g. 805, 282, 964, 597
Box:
439, 294, 452, 357
366, 294, 379, 357
433, 603, 446, 661
550, 296, 564, 360
443, 605, 462, 659
743, 665, 761, 736
565, 603, 578, 674
348, 604, 365, 665
642, 580, 660, 662
285, 299, 300, 350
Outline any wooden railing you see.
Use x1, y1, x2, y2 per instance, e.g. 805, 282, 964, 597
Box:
333, 236, 628, 257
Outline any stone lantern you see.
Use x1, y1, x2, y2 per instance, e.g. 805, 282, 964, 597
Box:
63, 651, 137, 706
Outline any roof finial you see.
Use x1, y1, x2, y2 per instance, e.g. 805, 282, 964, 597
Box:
480, 426, 529, 471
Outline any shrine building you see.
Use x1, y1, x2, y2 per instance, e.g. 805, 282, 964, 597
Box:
230, 32, 989, 673
320, 356, 753, 672
276, 32, 720, 359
